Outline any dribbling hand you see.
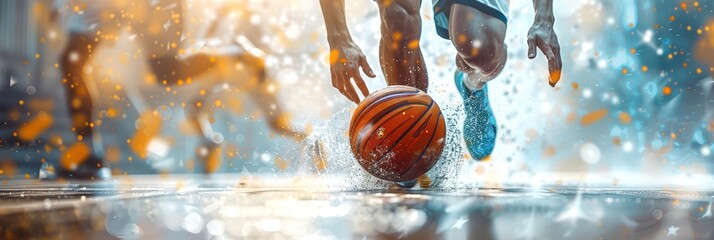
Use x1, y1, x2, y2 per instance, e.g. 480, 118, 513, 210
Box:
329, 42, 376, 104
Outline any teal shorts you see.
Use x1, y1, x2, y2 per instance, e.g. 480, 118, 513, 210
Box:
432, 0, 509, 39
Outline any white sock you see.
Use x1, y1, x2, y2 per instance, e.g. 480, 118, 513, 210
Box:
462, 70, 486, 91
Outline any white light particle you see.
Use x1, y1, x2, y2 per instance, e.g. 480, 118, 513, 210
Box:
611, 95, 620, 105
597, 60, 607, 69
642, 30, 653, 43
540, 101, 553, 113
583, 88, 592, 98
623, 141, 634, 152
261, 219, 282, 232
69, 52, 80, 62
147, 138, 170, 158
607, 17, 615, 25
284, 24, 301, 39
580, 142, 601, 164
702, 147, 711, 157
283, 56, 293, 65
261, 153, 272, 162
182, 212, 204, 234
198, 146, 208, 157
472, 40, 482, 49
206, 220, 225, 235
278, 68, 298, 85
250, 15, 261, 25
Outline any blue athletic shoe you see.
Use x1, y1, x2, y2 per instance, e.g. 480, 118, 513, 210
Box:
455, 70, 497, 160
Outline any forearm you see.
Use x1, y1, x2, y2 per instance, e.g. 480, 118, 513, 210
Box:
319, 0, 353, 46
532, 0, 555, 25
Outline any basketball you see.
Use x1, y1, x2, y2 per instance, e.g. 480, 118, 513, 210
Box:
349, 85, 446, 183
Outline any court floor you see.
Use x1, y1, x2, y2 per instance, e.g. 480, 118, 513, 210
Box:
0, 175, 713, 239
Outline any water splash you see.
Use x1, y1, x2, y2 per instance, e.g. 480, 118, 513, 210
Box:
299, 93, 464, 190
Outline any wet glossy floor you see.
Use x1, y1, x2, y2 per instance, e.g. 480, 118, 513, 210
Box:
1, 176, 713, 240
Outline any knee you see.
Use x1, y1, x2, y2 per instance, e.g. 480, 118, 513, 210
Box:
381, 2, 421, 42
451, 30, 506, 74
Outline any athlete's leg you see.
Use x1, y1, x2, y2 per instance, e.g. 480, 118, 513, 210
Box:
376, 0, 428, 92
138, 0, 216, 86
58, 33, 109, 179
60, 33, 94, 141
241, 53, 307, 141
449, 3, 507, 90
183, 92, 223, 174
448, 4, 507, 160
147, 54, 216, 85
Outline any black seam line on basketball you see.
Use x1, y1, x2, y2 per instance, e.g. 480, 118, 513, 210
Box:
392, 99, 436, 177
350, 92, 415, 138
350, 89, 417, 126
349, 90, 420, 136
376, 100, 433, 163
393, 113, 434, 177
398, 111, 442, 178
368, 99, 434, 173
362, 103, 429, 154
354, 101, 414, 153
354, 98, 430, 154
358, 101, 432, 159
350, 90, 420, 137
368, 104, 432, 178
355, 104, 414, 155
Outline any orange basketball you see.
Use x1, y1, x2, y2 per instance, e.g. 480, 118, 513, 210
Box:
349, 85, 446, 182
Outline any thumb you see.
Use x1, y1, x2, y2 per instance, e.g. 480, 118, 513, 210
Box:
360, 56, 376, 78
527, 37, 537, 59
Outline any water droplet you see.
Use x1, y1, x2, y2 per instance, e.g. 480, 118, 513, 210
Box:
26, 85, 36, 95
211, 132, 224, 144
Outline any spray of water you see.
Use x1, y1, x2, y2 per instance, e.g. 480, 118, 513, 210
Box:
298, 85, 466, 190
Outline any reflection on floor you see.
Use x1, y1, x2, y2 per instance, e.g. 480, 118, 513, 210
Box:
0, 175, 713, 239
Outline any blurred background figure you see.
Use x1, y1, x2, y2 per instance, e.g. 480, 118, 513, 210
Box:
49, 0, 306, 178
0, 0, 308, 179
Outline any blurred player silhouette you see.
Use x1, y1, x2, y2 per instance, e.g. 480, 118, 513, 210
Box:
319, 0, 562, 161
51, 0, 305, 179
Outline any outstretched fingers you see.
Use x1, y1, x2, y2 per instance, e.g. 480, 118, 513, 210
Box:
352, 70, 370, 98
341, 72, 360, 104
527, 36, 537, 59
360, 56, 376, 78
329, 51, 375, 104
537, 40, 562, 87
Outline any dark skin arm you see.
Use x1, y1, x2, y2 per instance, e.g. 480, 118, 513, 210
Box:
527, 0, 562, 87
319, 0, 376, 104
